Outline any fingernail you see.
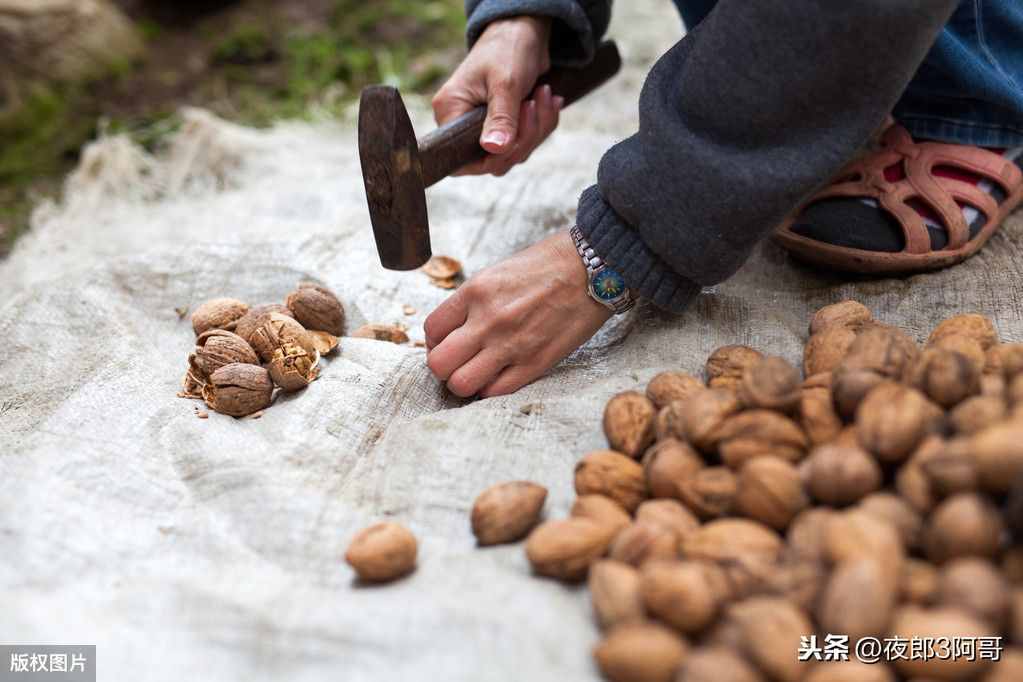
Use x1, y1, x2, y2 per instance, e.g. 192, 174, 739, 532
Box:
482, 131, 510, 147
553, 96, 565, 110
543, 84, 553, 100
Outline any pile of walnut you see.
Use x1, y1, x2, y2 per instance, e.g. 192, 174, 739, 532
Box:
179, 284, 346, 417
471, 301, 1023, 682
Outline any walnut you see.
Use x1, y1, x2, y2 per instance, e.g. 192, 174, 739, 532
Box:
889, 607, 995, 680
267, 341, 318, 392
986, 342, 1023, 378
705, 345, 763, 391
646, 371, 705, 409
725, 597, 813, 682
233, 303, 295, 345
840, 324, 920, 381
681, 388, 742, 452
642, 438, 704, 500
895, 435, 945, 513
593, 623, 689, 682
919, 439, 978, 497
906, 347, 981, 408
588, 560, 645, 630
857, 492, 923, 551
734, 457, 808, 530
471, 481, 547, 546
949, 395, 1007, 436
855, 382, 942, 462
191, 297, 249, 336
344, 522, 417, 582
786, 507, 838, 563
901, 558, 939, 605
250, 313, 316, 363
967, 420, 1023, 494
818, 558, 897, 641
191, 329, 260, 378
525, 518, 614, 581
714, 410, 808, 469
799, 384, 843, 446
571, 495, 632, 538
753, 558, 826, 614
808, 300, 873, 335
682, 519, 782, 598
574, 450, 647, 513
603, 391, 657, 458
676, 466, 737, 520
654, 401, 686, 441
609, 521, 679, 568
802, 444, 882, 506
351, 324, 410, 344
825, 510, 905, 581
804, 324, 859, 376
804, 662, 896, 682
937, 558, 1010, 628
831, 367, 885, 421
635, 499, 700, 551
927, 313, 999, 351
930, 333, 986, 374
201, 363, 274, 417
640, 560, 721, 633
738, 356, 801, 412
285, 284, 345, 335
923, 493, 1004, 564
676, 647, 764, 682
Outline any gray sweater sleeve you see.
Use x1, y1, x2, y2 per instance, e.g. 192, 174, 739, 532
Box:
578, 0, 959, 312
465, 0, 611, 66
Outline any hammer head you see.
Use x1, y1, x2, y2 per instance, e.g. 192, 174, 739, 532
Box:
358, 86, 432, 271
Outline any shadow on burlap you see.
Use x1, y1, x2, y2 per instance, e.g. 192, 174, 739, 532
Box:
1, 2, 1021, 680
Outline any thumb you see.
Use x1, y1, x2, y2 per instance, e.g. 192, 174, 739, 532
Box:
481, 82, 522, 155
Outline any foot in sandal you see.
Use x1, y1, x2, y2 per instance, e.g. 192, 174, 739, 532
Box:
775, 122, 1023, 274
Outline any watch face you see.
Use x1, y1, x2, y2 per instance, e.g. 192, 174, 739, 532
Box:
591, 268, 627, 301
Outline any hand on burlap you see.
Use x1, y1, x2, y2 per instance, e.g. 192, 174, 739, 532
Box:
432, 16, 563, 176
424, 231, 611, 397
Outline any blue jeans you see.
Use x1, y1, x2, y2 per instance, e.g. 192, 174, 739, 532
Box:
673, 0, 1023, 147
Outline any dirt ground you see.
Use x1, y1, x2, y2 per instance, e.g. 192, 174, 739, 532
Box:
0, 0, 464, 254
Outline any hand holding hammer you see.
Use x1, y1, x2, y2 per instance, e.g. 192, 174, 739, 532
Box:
358, 38, 621, 271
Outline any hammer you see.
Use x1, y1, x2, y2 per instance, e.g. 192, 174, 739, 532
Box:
358, 41, 622, 271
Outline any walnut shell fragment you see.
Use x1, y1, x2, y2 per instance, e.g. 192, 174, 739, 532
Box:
308, 330, 339, 355
421, 255, 463, 288
352, 324, 410, 344
191, 297, 249, 336
286, 284, 345, 335
201, 363, 274, 417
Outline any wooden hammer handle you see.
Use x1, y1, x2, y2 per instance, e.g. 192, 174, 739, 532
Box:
418, 41, 622, 188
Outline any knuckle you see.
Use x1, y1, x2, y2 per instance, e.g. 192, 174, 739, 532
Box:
426, 352, 447, 379
447, 374, 475, 398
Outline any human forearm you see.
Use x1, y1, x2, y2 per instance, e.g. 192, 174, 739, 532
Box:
581, 0, 959, 312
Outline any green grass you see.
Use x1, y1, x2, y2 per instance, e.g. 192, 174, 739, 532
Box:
0, 0, 466, 254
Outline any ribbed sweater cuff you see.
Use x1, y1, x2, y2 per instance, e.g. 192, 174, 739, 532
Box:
465, 0, 598, 67
577, 185, 701, 314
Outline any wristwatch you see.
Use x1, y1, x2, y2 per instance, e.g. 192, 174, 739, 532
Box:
570, 225, 635, 314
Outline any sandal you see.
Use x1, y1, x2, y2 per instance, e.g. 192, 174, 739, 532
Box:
774, 123, 1023, 274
